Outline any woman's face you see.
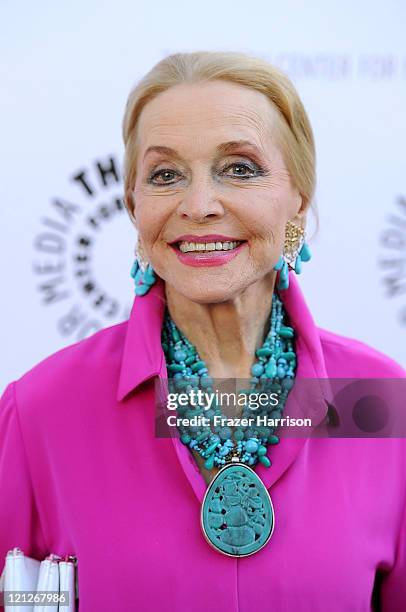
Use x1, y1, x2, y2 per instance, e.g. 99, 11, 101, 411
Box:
131, 80, 305, 303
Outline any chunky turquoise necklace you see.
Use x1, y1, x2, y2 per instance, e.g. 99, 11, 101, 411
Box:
161, 292, 297, 557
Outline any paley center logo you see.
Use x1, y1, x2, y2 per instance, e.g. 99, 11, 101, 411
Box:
378, 194, 406, 326
32, 155, 135, 340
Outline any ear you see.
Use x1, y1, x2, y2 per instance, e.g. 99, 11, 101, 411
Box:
124, 190, 137, 227
293, 192, 310, 223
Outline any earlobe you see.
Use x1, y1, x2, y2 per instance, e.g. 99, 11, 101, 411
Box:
297, 192, 304, 212
296, 193, 308, 219
288, 189, 306, 220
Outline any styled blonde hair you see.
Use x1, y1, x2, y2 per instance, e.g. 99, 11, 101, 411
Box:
122, 50, 318, 230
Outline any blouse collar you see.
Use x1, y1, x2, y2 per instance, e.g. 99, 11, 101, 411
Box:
117, 271, 329, 396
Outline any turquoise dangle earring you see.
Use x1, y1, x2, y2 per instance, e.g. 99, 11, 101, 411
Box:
273, 219, 311, 291
130, 233, 157, 296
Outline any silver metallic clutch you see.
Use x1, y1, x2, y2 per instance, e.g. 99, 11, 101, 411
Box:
0, 548, 78, 612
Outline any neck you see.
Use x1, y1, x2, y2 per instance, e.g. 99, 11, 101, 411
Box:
164, 271, 277, 380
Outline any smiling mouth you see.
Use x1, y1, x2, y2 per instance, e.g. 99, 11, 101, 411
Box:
171, 239, 247, 253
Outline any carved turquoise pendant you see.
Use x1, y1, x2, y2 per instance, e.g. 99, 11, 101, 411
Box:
201, 462, 274, 557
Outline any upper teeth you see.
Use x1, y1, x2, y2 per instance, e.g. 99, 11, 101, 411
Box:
178, 241, 241, 253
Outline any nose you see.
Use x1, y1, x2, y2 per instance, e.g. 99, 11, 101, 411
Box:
175, 183, 225, 223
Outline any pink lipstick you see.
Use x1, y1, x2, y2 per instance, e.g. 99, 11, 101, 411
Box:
168, 235, 248, 268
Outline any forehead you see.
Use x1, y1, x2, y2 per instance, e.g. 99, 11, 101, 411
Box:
136, 80, 280, 155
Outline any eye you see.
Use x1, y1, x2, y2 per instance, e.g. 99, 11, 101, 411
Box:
147, 169, 180, 186
221, 162, 262, 179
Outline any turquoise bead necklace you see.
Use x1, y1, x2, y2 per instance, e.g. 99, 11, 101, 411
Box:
161, 291, 297, 469
161, 291, 297, 557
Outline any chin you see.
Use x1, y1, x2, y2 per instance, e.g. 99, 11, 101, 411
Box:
169, 278, 246, 304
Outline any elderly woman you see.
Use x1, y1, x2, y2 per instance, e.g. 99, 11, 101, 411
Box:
1, 51, 406, 611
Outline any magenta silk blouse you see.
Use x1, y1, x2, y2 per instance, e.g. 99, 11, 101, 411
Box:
1, 273, 406, 612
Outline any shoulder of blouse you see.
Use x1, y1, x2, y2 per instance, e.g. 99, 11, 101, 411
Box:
317, 326, 406, 378
4, 319, 130, 422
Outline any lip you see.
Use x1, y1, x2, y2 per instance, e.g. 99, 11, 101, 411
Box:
169, 241, 248, 268
168, 234, 245, 244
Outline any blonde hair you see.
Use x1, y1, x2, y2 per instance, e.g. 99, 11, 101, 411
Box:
122, 50, 318, 232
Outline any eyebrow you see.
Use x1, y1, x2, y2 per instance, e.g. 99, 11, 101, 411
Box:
142, 140, 263, 161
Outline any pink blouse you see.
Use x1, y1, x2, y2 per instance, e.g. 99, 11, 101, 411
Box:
1, 273, 406, 611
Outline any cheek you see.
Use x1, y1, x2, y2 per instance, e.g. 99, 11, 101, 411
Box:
241, 195, 286, 240
139, 223, 163, 255
134, 198, 167, 245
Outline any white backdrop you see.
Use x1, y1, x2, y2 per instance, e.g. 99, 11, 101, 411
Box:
1, 0, 406, 392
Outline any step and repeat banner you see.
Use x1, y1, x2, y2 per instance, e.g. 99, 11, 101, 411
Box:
1, 1, 405, 391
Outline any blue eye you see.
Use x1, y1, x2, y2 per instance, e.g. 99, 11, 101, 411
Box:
222, 162, 260, 178
148, 169, 180, 185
